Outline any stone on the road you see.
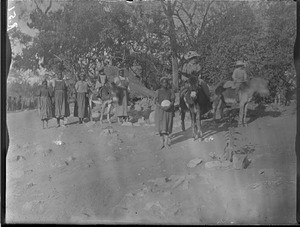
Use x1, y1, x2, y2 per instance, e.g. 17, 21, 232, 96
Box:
105, 156, 116, 162
205, 161, 222, 169
187, 158, 203, 168
122, 122, 133, 126
172, 176, 186, 189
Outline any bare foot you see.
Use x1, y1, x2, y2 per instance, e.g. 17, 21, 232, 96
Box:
160, 144, 165, 150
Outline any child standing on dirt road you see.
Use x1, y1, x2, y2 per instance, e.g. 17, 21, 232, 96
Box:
37, 79, 53, 129
155, 77, 175, 149
53, 65, 70, 127
75, 73, 90, 124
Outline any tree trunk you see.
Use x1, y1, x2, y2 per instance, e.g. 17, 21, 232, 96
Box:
171, 54, 179, 91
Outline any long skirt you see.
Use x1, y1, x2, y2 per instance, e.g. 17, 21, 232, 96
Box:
54, 90, 70, 118
155, 106, 174, 135
115, 89, 128, 117
74, 92, 89, 118
40, 96, 53, 120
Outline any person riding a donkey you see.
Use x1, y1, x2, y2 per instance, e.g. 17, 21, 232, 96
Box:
224, 60, 248, 90
95, 68, 108, 94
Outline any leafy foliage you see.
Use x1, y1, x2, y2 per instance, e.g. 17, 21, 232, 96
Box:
9, 0, 296, 102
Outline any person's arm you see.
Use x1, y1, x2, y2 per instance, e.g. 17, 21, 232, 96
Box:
155, 90, 161, 108
75, 82, 79, 92
232, 69, 238, 81
243, 70, 248, 81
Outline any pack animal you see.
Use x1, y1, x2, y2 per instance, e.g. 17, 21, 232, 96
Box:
179, 76, 212, 140
213, 77, 269, 127
89, 81, 123, 123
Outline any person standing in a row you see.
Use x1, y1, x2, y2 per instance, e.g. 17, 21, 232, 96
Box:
37, 79, 53, 129
75, 73, 89, 124
53, 66, 70, 127
155, 77, 175, 149
7, 96, 12, 111
114, 68, 130, 124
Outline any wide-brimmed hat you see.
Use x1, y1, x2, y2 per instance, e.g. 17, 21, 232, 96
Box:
160, 76, 170, 83
236, 60, 245, 67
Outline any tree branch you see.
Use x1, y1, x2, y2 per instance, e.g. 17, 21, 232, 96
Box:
174, 11, 194, 48
198, 0, 215, 40
45, 0, 52, 15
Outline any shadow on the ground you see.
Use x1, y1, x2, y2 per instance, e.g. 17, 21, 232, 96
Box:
171, 104, 282, 146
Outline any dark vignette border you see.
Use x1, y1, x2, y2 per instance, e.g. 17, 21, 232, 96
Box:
0, 0, 298, 225
295, 0, 300, 224
1, 0, 8, 225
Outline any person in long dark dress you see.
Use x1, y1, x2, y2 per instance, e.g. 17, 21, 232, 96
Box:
155, 77, 175, 149
37, 79, 53, 129
54, 68, 70, 127
75, 73, 89, 124
114, 69, 130, 124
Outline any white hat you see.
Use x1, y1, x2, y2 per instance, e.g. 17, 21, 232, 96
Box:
236, 60, 245, 66
184, 51, 200, 60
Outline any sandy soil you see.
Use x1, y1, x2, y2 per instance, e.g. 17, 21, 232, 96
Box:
6, 102, 297, 224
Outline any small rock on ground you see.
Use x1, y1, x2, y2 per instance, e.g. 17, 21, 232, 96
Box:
187, 158, 203, 168
205, 161, 222, 169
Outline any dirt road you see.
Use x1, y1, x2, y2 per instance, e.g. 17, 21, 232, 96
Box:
6, 103, 297, 224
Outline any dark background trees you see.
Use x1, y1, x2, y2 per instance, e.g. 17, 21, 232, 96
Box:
8, 0, 296, 103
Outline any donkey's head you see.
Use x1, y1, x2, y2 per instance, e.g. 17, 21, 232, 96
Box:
185, 76, 200, 105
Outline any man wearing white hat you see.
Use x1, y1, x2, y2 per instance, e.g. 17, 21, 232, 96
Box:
223, 60, 248, 90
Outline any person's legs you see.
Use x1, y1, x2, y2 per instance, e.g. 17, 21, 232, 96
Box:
56, 118, 60, 127
164, 134, 171, 149
160, 133, 165, 149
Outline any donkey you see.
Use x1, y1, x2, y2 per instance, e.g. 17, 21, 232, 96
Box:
213, 77, 269, 127
89, 81, 123, 124
179, 76, 212, 140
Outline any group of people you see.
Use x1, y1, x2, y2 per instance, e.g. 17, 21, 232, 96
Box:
7, 95, 38, 112
155, 60, 248, 149
36, 60, 248, 151
36, 65, 131, 129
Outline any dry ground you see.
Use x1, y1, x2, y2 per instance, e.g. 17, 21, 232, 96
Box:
6, 102, 296, 224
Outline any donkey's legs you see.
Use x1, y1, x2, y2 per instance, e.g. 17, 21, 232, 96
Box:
190, 111, 196, 140
212, 97, 220, 121
243, 102, 249, 126
100, 102, 106, 124
195, 107, 203, 140
107, 103, 112, 124
238, 102, 245, 127
181, 109, 186, 131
